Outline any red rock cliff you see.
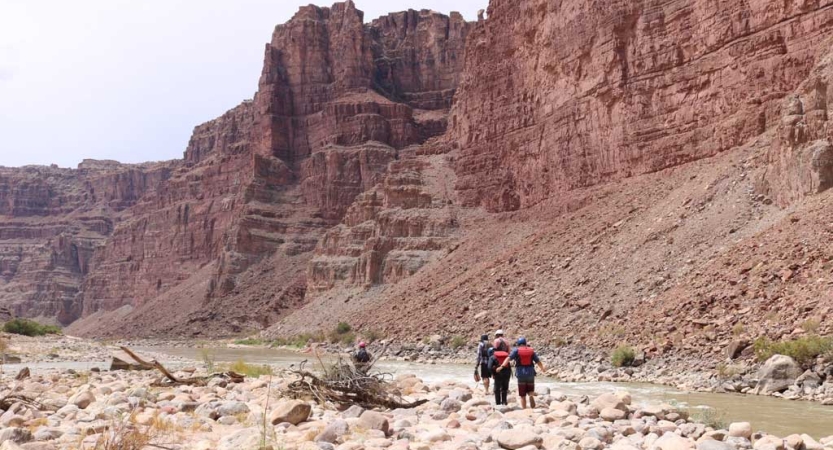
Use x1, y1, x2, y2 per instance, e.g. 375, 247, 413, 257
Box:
451, 0, 833, 212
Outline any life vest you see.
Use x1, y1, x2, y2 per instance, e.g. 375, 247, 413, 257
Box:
494, 338, 510, 353
518, 346, 535, 366
494, 350, 509, 366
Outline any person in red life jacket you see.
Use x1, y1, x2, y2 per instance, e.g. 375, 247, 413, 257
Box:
496, 337, 545, 409
475, 334, 492, 393
493, 329, 510, 353
488, 347, 511, 405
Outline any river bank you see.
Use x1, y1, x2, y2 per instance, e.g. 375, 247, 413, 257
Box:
1, 334, 833, 450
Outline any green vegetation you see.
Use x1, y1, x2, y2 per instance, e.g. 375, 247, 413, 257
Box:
449, 335, 467, 350
233, 338, 268, 346
716, 362, 744, 380
687, 407, 728, 430
198, 348, 216, 373
225, 360, 273, 377
801, 318, 821, 334
272, 332, 325, 348
363, 329, 384, 344
2, 319, 61, 337
754, 335, 833, 367
611, 344, 636, 368
328, 322, 356, 346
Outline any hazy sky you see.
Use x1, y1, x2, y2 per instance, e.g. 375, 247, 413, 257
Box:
0, 0, 485, 168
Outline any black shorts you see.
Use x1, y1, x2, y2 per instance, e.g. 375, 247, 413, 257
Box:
480, 363, 492, 379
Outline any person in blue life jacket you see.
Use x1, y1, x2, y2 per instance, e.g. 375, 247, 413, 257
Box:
488, 346, 511, 405
475, 334, 492, 393
496, 336, 545, 409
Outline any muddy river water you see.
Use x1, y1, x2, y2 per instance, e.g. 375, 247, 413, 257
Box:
132, 346, 833, 438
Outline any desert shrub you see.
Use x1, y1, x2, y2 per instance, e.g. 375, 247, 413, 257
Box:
732, 323, 745, 337
329, 322, 356, 345
364, 329, 384, 344
198, 348, 216, 373
611, 345, 636, 367
226, 360, 273, 377
2, 319, 61, 337
234, 338, 266, 346
272, 331, 325, 348
449, 335, 467, 350
716, 362, 744, 379
754, 335, 833, 367
801, 318, 821, 334
687, 407, 728, 430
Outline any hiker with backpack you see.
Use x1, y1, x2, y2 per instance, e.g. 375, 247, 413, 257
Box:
475, 334, 492, 393
353, 341, 371, 372
496, 336, 545, 409
493, 329, 510, 353
489, 345, 511, 405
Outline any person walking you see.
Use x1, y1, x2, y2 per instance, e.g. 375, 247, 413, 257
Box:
496, 336, 545, 409
489, 346, 511, 405
475, 334, 492, 393
493, 329, 510, 353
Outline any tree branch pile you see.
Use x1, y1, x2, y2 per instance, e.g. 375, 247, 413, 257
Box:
284, 350, 427, 410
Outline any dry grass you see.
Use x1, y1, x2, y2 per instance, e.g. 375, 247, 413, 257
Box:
93, 411, 178, 450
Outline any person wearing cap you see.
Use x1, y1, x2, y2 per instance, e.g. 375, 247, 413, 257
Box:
496, 336, 545, 409
353, 341, 371, 372
475, 334, 492, 393
493, 329, 510, 353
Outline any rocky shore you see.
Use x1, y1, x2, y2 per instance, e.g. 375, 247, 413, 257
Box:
1, 334, 833, 449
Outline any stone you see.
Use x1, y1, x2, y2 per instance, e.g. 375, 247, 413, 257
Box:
727, 340, 750, 360
269, 400, 311, 426
754, 436, 785, 450
217, 401, 249, 417
600, 408, 627, 422
653, 433, 695, 450
342, 405, 365, 419
496, 430, 543, 450
590, 394, 627, 413
359, 410, 390, 435
578, 437, 603, 450
756, 356, 803, 394
69, 392, 95, 410
698, 441, 736, 450
729, 423, 753, 440
316, 420, 349, 444
440, 398, 462, 413
0, 428, 32, 445
0, 442, 23, 450
217, 428, 260, 450
801, 434, 824, 450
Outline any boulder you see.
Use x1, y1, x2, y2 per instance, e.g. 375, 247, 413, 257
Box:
756, 355, 802, 394
697, 441, 736, 450
654, 433, 695, 450
440, 398, 462, 412
0, 428, 32, 445
217, 428, 260, 450
729, 423, 753, 440
591, 394, 627, 413
69, 391, 95, 409
600, 407, 627, 422
754, 436, 785, 450
497, 430, 543, 450
727, 340, 750, 360
578, 437, 603, 450
316, 420, 349, 444
269, 400, 311, 426
359, 410, 389, 435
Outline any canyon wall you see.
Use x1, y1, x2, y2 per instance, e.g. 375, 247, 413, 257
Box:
451, 0, 833, 212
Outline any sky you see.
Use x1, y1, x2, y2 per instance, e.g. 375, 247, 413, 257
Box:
0, 0, 486, 168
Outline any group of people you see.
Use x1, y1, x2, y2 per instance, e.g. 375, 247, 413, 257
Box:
475, 330, 545, 408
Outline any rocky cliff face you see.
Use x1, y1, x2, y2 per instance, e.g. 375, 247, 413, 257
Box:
56, 2, 471, 336
451, 0, 833, 212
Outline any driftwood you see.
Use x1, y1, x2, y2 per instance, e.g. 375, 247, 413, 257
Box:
285, 346, 427, 410
119, 347, 244, 387
0, 393, 46, 412
14, 367, 30, 380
